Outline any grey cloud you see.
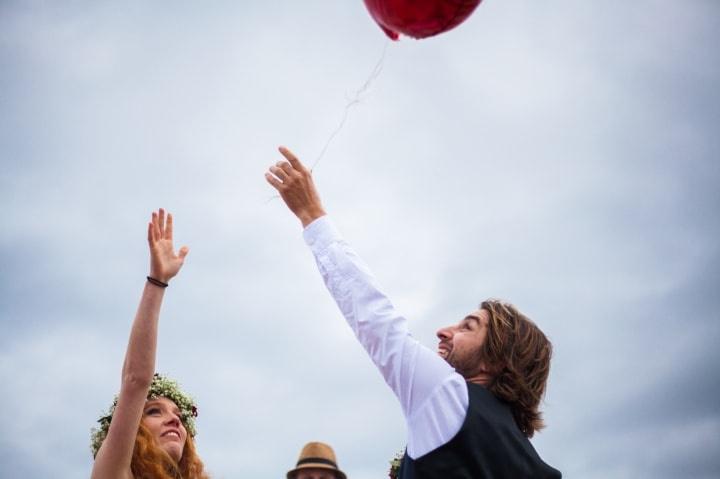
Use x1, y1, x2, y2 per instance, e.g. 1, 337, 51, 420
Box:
2, 1, 719, 478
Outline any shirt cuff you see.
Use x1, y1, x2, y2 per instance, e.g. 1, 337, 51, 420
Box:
303, 215, 343, 252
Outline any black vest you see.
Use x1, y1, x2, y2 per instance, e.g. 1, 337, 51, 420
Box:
399, 383, 561, 479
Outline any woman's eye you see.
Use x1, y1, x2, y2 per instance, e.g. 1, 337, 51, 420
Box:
145, 408, 160, 415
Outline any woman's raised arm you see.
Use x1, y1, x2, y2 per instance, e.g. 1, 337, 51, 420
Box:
91, 209, 188, 479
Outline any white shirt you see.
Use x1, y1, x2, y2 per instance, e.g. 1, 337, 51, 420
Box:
303, 216, 469, 459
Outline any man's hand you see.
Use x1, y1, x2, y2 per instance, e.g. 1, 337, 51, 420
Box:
265, 146, 327, 227
147, 208, 189, 283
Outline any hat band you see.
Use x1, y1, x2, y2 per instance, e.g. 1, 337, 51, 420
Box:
297, 457, 338, 468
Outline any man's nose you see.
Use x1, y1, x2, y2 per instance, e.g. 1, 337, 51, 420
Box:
437, 325, 454, 340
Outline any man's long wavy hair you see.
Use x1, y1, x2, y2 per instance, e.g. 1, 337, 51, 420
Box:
480, 299, 553, 438
131, 422, 209, 479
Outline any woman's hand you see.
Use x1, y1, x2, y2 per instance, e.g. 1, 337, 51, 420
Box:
147, 208, 189, 283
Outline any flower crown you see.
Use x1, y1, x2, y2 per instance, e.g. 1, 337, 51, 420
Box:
90, 373, 198, 457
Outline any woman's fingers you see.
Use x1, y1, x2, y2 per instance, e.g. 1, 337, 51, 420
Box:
149, 209, 185, 258
158, 208, 166, 238
149, 208, 172, 241
151, 212, 160, 241
166, 213, 173, 241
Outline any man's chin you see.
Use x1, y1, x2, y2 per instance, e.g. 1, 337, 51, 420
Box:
443, 354, 460, 370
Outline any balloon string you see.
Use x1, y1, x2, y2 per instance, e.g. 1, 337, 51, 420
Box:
266, 40, 390, 204
310, 39, 390, 173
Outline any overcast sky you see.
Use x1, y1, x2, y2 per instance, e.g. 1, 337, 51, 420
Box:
1, 1, 719, 478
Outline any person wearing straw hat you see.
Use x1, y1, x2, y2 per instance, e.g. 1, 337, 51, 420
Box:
265, 147, 561, 479
287, 442, 347, 479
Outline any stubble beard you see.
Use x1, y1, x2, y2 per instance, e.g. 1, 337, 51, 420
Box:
445, 347, 485, 380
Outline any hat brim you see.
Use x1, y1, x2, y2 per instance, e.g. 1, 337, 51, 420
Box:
287, 462, 347, 479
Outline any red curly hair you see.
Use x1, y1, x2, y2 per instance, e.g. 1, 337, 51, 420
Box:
130, 421, 209, 479
479, 299, 553, 438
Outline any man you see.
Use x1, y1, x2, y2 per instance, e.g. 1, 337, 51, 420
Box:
287, 441, 347, 479
266, 147, 561, 478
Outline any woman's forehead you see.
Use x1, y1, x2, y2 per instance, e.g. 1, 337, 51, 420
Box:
145, 397, 179, 409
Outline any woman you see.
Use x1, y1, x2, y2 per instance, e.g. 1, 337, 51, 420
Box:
90, 209, 209, 479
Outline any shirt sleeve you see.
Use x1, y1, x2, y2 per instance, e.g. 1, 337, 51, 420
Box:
303, 216, 468, 458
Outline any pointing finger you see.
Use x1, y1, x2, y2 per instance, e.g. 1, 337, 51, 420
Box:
278, 146, 305, 172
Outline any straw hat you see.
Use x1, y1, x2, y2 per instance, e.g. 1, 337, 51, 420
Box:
287, 442, 347, 479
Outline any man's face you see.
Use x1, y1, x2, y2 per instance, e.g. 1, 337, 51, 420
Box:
436, 309, 491, 380
295, 468, 337, 479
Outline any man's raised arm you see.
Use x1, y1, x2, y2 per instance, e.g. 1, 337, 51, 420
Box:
264, 147, 467, 458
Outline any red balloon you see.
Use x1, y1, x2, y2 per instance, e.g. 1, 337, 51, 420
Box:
363, 0, 482, 40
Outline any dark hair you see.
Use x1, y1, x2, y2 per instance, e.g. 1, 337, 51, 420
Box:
480, 299, 553, 437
